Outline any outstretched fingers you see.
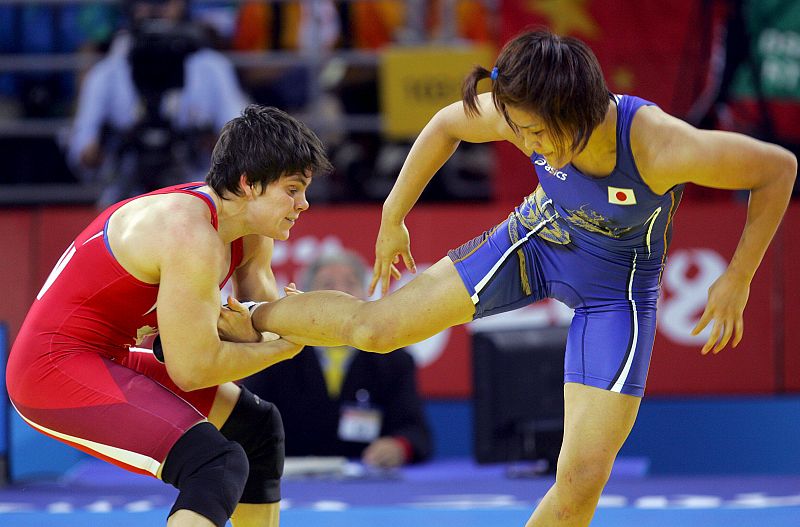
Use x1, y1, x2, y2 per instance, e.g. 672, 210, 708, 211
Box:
369, 255, 413, 297
370, 259, 398, 297
732, 316, 744, 348
401, 250, 416, 276
693, 307, 744, 355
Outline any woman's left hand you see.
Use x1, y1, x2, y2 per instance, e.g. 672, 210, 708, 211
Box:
691, 270, 750, 354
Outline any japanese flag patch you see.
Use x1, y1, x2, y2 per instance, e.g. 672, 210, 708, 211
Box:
608, 186, 637, 205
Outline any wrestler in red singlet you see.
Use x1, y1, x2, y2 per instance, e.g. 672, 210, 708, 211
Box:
7, 183, 242, 476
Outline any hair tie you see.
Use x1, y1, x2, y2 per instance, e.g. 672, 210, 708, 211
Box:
490, 67, 499, 81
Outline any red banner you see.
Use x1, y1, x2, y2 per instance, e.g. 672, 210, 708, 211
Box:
782, 205, 800, 392
648, 203, 777, 395
493, 0, 716, 203
498, 0, 707, 116
1, 201, 797, 398
275, 201, 789, 397
0, 211, 38, 341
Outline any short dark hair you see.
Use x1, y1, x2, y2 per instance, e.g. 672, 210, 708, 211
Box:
206, 105, 333, 199
462, 28, 610, 156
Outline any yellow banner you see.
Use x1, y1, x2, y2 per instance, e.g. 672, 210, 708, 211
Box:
379, 44, 494, 140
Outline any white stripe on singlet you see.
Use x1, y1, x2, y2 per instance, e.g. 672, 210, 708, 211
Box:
470, 216, 553, 305
610, 250, 639, 393
11, 402, 163, 476
82, 230, 104, 246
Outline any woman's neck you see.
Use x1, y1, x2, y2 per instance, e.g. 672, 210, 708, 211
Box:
571, 101, 618, 178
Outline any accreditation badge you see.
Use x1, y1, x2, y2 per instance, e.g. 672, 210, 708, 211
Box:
337, 405, 383, 443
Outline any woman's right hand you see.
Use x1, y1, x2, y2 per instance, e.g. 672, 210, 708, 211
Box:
369, 220, 416, 297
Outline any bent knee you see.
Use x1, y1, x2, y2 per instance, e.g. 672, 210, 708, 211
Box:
349, 325, 398, 353
220, 387, 284, 504
162, 422, 250, 526
345, 308, 401, 353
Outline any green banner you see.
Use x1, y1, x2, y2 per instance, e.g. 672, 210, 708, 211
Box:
733, 0, 800, 100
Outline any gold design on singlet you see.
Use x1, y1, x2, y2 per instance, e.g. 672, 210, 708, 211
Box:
507, 213, 532, 296
134, 325, 158, 346
562, 206, 634, 238
515, 185, 571, 244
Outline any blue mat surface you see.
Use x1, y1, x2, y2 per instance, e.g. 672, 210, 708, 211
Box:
2, 506, 799, 527
2, 458, 799, 526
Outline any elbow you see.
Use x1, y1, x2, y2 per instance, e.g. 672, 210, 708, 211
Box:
756, 147, 797, 197
165, 359, 216, 392
167, 366, 204, 392
173, 379, 202, 393
787, 152, 798, 187
160, 335, 223, 391
777, 147, 797, 190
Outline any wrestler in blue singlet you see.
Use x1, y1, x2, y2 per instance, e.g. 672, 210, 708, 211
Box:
449, 95, 684, 396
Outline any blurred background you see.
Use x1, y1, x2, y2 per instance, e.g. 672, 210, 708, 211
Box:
1, 0, 799, 524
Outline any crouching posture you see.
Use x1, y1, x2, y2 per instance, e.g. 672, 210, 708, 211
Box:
6, 105, 332, 526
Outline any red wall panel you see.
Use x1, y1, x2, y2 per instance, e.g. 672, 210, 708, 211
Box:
33, 207, 97, 286
494, 0, 709, 203
2, 201, 797, 397
0, 211, 36, 342
647, 203, 776, 394
781, 207, 800, 392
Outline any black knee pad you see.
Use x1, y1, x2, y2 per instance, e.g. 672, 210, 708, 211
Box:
161, 421, 249, 527
220, 386, 285, 503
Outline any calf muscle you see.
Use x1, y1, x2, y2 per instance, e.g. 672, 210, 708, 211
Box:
252, 257, 475, 352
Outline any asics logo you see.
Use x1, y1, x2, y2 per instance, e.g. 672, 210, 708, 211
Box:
534, 157, 567, 181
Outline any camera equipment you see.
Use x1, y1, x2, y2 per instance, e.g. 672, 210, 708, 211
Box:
115, 20, 208, 193
128, 19, 203, 106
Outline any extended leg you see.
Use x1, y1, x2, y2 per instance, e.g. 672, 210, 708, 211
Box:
252, 256, 475, 352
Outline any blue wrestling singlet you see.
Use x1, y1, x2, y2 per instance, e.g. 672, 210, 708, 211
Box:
448, 95, 684, 396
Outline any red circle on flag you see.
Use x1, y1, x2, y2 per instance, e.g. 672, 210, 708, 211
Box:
616, 191, 627, 201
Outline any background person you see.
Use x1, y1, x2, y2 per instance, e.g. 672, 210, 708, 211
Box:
244, 248, 432, 469
67, 0, 248, 208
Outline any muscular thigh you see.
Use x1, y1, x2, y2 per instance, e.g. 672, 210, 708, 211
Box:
446, 212, 612, 317
122, 350, 218, 416
449, 214, 661, 396
10, 350, 210, 477
551, 242, 661, 397
448, 215, 549, 318
565, 301, 657, 397
368, 256, 475, 347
